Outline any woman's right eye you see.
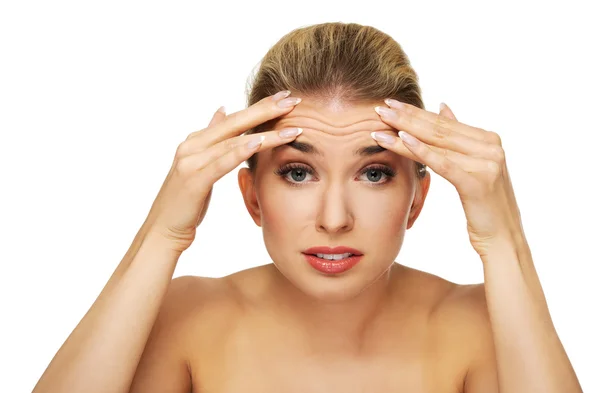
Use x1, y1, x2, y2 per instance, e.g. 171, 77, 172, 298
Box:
274, 164, 315, 185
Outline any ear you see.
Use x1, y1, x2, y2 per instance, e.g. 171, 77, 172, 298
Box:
238, 167, 262, 227
406, 170, 431, 230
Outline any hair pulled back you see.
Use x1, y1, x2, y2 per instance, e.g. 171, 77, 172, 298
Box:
244, 22, 427, 179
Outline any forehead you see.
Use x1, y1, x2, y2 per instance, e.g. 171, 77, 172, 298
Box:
270, 97, 397, 136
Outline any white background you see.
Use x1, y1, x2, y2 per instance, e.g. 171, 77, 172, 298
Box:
1, 1, 598, 392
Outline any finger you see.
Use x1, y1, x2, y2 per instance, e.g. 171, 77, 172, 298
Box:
382, 99, 496, 144
439, 102, 457, 121
190, 127, 302, 169
186, 90, 300, 147
181, 127, 303, 187
370, 131, 490, 174
375, 104, 499, 160
396, 130, 494, 187
183, 106, 227, 143
207, 106, 227, 127
196, 132, 278, 187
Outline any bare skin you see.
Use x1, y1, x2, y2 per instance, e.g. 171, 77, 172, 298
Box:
130, 97, 499, 392
33, 93, 500, 393
130, 263, 496, 393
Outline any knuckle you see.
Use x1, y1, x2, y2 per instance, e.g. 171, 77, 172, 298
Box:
489, 145, 505, 163
438, 157, 453, 176
487, 160, 501, 176
175, 155, 195, 176
186, 126, 208, 141
485, 130, 502, 146
442, 147, 450, 159
432, 115, 452, 140
223, 137, 239, 151
175, 141, 190, 158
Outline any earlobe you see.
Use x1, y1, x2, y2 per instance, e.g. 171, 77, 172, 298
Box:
238, 168, 262, 227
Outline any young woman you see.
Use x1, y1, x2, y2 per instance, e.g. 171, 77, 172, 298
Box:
32, 22, 583, 393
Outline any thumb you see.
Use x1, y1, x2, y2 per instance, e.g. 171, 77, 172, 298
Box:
439, 102, 457, 120
207, 105, 227, 127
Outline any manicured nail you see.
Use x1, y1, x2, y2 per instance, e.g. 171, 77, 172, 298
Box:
374, 106, 396, 118
277, 97, 302, 108
217, 106, 226, 113
371, 132, 395, 145
384, 99, 405, 110
279, 127, 303, 138
272, 90, 291, 101
398, 131, 418, 147
440, 102, 447, 112
247, 135, 266, 150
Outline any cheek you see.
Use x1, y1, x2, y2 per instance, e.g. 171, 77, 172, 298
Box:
353, 189, 412, 233
258, 183, 314, 235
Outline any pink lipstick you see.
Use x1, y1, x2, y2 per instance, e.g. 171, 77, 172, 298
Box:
302, 246, 364, 274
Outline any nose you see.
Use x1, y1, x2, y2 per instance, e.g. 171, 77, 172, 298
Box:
315, 183, 354, 234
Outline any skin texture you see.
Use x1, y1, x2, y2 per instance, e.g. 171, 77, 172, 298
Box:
238, 97, 431, 337
129, 98, 498, 392
38, 90, 579, 392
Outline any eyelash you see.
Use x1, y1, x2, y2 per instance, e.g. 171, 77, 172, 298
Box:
274, 163, 397, 187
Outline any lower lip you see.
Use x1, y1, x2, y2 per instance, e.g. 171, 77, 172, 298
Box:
303, 254, 363, 274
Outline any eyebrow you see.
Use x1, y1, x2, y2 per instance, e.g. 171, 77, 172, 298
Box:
273, 140, 388, 157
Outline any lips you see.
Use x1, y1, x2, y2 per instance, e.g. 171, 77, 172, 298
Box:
303, 253, 364, 274
302, 246, 363, 256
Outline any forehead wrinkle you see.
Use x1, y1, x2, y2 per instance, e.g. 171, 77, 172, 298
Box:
271, 133, 389, 157
273, 113, 393, 136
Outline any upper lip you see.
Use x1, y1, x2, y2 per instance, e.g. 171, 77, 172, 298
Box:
302, 246, 363, 255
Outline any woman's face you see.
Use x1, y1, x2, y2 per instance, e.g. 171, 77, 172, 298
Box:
238, 97, 430, 301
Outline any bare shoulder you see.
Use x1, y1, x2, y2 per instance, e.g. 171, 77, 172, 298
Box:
393, 264, 462, 309
397, 266, 498, 391
164, 274, 243, 329
139, 274, 240, 349
395, 264, 489, 322
433, 280, 491, 332
129, 274, 242, 391
428, 277, 498, 391
166, 266, 271, 336
160, 265, 270, 330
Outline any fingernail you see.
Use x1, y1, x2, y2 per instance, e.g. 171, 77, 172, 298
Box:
217, 106, 226, 113
440, 102, 447, 112
247, 135, 266, 150
279, 127, 303, 138
398, 131, 418, 147
272, 90, 292, 101
374, 106, 396, 118
277, 97, 302, 108
371, 131, 395, 144
384, 99, 405, 110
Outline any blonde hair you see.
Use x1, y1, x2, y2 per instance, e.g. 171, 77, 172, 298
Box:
244, 22, 427, 179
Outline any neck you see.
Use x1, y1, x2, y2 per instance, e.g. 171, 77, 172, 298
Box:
266, 262, 403, 354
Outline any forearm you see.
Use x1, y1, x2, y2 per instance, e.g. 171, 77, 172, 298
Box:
481, 237, 582, 393
32, 227, 182, 393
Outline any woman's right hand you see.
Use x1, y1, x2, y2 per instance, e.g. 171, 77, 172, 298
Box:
144, 90, 303, 253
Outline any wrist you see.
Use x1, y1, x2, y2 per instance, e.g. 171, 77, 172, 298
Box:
479, 235, 519, 262
145, 226, 193, 256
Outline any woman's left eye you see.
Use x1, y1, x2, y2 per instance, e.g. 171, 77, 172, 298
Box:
358, 165, 397, 184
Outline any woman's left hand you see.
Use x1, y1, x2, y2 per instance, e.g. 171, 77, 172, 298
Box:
371, 99, 526, 258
